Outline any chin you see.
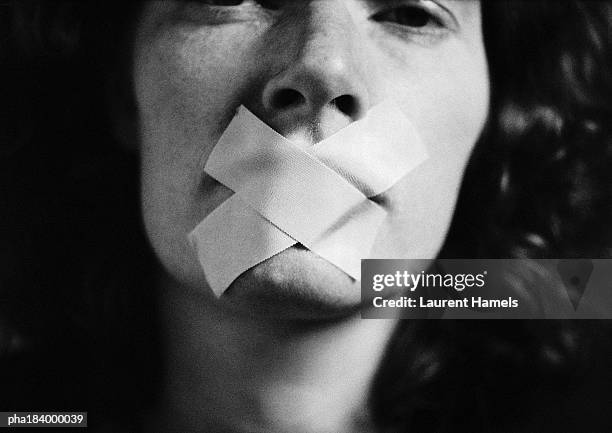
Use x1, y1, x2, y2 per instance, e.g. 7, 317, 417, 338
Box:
220, 246, 363, 321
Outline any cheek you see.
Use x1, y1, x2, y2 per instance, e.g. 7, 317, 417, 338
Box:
133, 26, 255, 289
372, 45, 490, 259
135, 26, 253, 156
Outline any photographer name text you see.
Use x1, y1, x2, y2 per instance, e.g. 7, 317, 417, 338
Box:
370, 270, 519, 310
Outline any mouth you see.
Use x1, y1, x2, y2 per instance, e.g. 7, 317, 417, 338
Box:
369, 193, 389, 208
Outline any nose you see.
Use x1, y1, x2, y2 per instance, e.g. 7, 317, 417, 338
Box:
260, 1, 374, 141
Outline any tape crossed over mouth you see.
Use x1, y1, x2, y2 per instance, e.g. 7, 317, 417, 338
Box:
189, 101, 428, 297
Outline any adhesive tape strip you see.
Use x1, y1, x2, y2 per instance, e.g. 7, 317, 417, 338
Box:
189, 101, 428, 297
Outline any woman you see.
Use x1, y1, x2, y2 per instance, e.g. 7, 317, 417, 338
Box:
2, 1, 612, 432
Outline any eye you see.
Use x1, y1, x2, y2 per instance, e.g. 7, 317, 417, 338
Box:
178, 0, 281, 23
373, 5, 438, 28
196, 0, 280, 9
199, 0, 243, 4
370, 1, 456, 37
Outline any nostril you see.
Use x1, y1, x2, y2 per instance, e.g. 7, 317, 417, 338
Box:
332, 95, 359, 118
271, 88, 306, 110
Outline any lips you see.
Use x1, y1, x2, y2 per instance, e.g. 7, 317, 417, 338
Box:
369, 193, 389, 208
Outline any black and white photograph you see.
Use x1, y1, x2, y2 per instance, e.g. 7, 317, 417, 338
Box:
2, 1, 612, 432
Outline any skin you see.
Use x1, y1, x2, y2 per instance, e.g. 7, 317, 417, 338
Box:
129, 1, 489, 431
134, 0, 489, 316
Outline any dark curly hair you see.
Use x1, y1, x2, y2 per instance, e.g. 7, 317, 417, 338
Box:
2, 1, 612, 432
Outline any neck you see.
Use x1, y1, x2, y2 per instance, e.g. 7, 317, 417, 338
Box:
149, 274, 398, 433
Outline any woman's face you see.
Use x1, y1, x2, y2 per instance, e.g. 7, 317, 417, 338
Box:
133, 0, 489, 316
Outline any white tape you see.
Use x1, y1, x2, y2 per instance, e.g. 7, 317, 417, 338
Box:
189, 101, 428, 297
